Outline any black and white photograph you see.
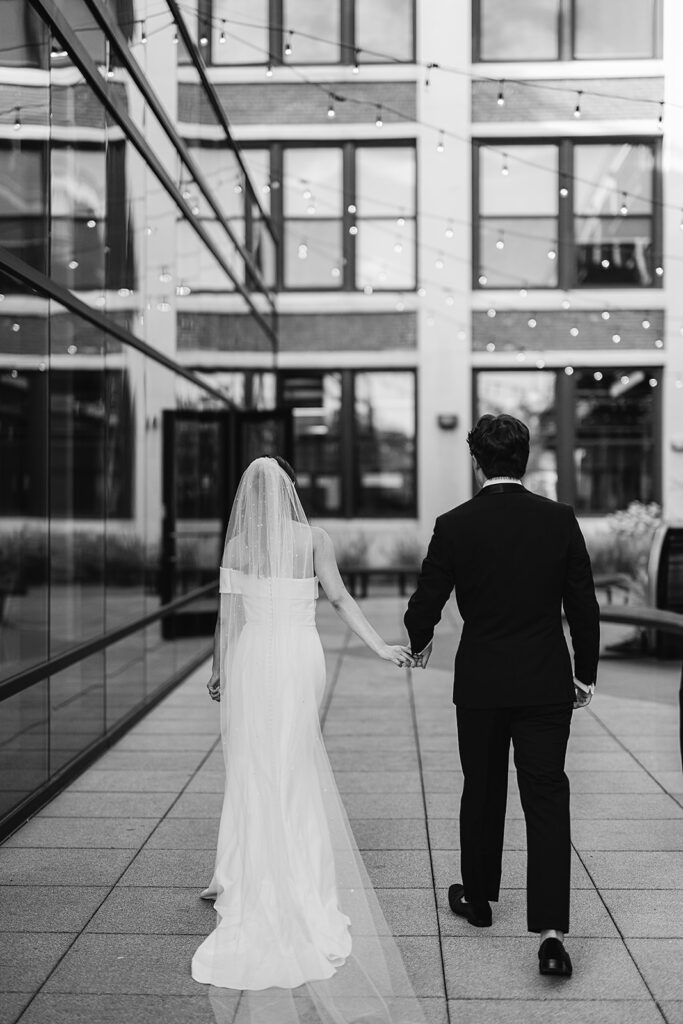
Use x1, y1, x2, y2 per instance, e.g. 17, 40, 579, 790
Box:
0, 0, 681, 1021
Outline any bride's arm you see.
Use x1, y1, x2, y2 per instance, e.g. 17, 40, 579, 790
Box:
312, 527, 414, 668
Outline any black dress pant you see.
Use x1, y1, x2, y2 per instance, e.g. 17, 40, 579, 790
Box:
456, 702, 573, 933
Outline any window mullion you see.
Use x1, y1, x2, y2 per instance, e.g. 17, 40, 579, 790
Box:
559, 0, 573, 61
558, 139, 574, 290
341, 0, 354, 63
271, 144, 284, 289
556, 368, 576, 505
269, 0, 282, 62
341, 369, 356, 517
343, 142, 356, 290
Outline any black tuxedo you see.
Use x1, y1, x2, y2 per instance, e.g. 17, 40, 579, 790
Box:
404, 483, 600, 931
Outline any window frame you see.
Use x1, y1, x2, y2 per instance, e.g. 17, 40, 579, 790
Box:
247, 140, 418, 293
472, 0, 663, 63
472, 366, 662, 513
278, 367, 418, 518
472, 136, 662, 291
197, 0, 417, 66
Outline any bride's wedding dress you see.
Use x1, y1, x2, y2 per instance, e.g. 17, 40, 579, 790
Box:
191, 458, 425, 1021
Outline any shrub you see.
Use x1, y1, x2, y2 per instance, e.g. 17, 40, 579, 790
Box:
333, 532, 370, 569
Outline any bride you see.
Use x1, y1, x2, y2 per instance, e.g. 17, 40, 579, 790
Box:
191, 456, 425, 1020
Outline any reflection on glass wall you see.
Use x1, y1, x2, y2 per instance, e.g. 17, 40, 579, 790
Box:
355, 372, 416, 515
477, 371, 558, 500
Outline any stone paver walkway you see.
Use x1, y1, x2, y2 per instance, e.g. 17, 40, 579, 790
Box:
1, 596, 682, 1024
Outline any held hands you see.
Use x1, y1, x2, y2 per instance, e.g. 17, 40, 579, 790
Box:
573, 679, 593, 710
378, 643, 416, 669
412, 639, 433, 670
206, 672, 221, 702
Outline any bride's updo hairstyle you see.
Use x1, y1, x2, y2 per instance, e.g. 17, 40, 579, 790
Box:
467, 413, 530, 480
264, 454, 297, 486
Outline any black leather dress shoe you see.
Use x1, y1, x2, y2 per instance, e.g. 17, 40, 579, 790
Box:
447, 883, 492, 927
538, 937, 573, 977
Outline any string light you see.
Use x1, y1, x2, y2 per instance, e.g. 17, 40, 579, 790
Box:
601, 258, 610, 268
560, 185, 568, 198
574, 90, 582, 118
495, 231, 505, 251
658, 101, 664, 130
13, 106, 20, 131
656, 265, 664, 276
655, 338, 664, 348
347, 203, 356, 213
487, 308, 496, 318
561, 299, 571, 309
501, 154, 509, 176
436, 132, 445, 154
140, 21, 147, 44
375, 105, 383, 128
396, 216, 405, 227
68, 259, 79, 270
642, 319, 651, 329
486, 342, 496, 352
417, 286, 427, 297
284, 30, 293, 56
327, 99, 336, 119
528, 317, 537, 328
393, 239, 403, 253
593, 371, 603, 381
297, 241, 308, 260
425, 62, 435, 88
199, 34, 208, 46
565, 366, 574, 375
219, 21, 226, 44
435, 255, 444, 270
266, 63, 273, 77
569, 326, 579, 337
601, 310, 610, 320
620, 193, 629, 216
445, 222, 454, 239
478, 273, 488, 285
649, 378, 658, 387
352, 49, 360, 73
612, 333, 621, 344
536, 359, 546, 369
497, 80, 505, 106
547, 248, 557, 260
172, 28, 178, 44
349, 225, 358, 235
519, 288, 527, 297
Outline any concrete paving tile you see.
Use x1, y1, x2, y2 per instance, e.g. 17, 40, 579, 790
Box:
432, 850, 594, 890
447, 999, 663, 1023
340, 792, 425, 819
128, 717, 217, 735
0, 886, 109, 933
395, 937, 445, 997
112, 734, 217, 753
70, 770, 193, 793
626, 939, 683, 999
571, 819, 683, 851
85, 887, 212, 936
94, 751, 207, 772
37, 791, 177, 819
442, 936, 650, 1000
145, 819, 219, 850
333, 770, 422, 794
564, 752, 643, 772
0, 848, 136, 886
374, 888, 439, 936
602, 890, 683, 938
621, 735, 682, 752
42, 934, 204, 995
15, 993, 229, 1024
661, 1002, 683, 1024
582, 851, 683, 889
362, 849, 433, 888
427, 817, 527, 851
0, 994, 32, 1024
323, 718, 415, 736
436, 886, 618, 937
564, 771, 664, 794
327, 750, 420, 771
3, 817, 158, 850
0, 932, 77, 992
569, 794, 683, 819
421, 771, 464, 793
183, 772, 225, 794
323, 734, 417, 752
635, 752, 683, 773
167, 793, 222, 819
650, 771, 683, 795
118, 849, 214, 888
349, 818, 428, 850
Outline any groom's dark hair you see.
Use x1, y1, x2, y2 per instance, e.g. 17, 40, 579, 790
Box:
467, 414, 530, 479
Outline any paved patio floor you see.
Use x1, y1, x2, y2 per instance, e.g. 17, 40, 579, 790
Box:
1, 595, 682, 1024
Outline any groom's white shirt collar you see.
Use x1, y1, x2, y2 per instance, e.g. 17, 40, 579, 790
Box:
482, 477, 523, 487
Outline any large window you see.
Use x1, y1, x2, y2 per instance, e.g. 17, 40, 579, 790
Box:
476, 367, 660, 512
474, 139, 660, 289
199, 142, 416, 291
280, 370, 417, 517
202, 0, 414, 65
475, 0, 662, 61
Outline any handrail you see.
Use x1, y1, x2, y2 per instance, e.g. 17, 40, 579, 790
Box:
0, 578, 218, 702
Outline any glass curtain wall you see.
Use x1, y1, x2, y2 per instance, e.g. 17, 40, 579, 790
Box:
0, 0, 277, 836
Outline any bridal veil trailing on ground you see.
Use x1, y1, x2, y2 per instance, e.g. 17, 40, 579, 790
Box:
191, 457, 426, 1023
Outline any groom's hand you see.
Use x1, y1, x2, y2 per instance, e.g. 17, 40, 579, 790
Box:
413, 639, 433, 669
573, 678, 594, 709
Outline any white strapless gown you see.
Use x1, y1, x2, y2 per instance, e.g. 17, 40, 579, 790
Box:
191, 573, 353, 990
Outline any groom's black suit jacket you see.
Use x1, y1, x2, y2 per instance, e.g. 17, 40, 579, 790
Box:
405, 483, 600, 708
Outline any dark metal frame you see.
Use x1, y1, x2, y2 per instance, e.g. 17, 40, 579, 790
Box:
277, 366, 419, 519
472, 136, 663, 292
472, 0, 663, 62
472, 365, 663, 512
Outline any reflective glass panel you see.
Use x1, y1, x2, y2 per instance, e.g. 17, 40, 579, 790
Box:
576, 217, 653, 286
357, 0, 413, 61
356, 220, 416, 290
0, 684, 48, 822
50, 652, 105, 773
574, 0, 659, 58
284, 220, 343, 288
284, 148, 343, 217
0, 0, 48, 67
281, 373, 343, 515
480, 218, 558, 288
211, 0, 269, 64
354, 372, 416, 515
356, 147, 416, 218
480, 145, 558, 216
477, 371, 558, 500
478, 0, 560, 60
574, 144, 653, 216
574, 369, 657, 513
0, 144, 48, 280
283, 1, 340, 63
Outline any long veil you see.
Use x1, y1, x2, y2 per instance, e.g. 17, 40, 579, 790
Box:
195, 457, 427, 1023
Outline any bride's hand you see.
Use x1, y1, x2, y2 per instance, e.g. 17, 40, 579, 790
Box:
378, 643, 415, 668
206, 673, 221, 702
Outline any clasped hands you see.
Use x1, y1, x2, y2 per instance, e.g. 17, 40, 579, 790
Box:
379, 638, 433, 670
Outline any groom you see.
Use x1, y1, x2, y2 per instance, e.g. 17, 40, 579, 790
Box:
404, 414, 600, 977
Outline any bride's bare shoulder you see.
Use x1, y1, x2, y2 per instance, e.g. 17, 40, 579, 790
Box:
311, 526, 333, 555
